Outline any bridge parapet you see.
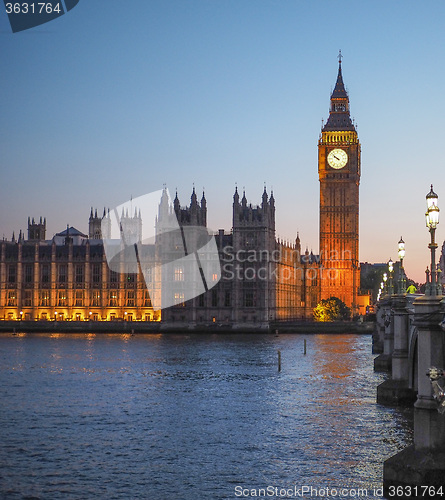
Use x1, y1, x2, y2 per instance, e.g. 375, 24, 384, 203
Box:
383, 293, 445, 492
376, 294, 418, 405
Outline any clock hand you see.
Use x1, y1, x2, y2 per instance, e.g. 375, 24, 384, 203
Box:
333, 155, 340, 161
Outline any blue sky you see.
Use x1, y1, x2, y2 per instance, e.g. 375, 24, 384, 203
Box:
1, 0, 445, 283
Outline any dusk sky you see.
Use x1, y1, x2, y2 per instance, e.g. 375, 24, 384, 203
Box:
1, 1, 445, 283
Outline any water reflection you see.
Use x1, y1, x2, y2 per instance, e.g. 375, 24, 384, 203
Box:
0, 333, 412, 499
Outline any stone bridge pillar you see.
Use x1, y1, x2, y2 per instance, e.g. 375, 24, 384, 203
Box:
374, 297, 393, 372
373, 304, 385, 354
377, 295, 416, 405
384, 294, 445, 491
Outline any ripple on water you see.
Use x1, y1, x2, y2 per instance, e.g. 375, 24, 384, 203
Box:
0, 333, 412, 499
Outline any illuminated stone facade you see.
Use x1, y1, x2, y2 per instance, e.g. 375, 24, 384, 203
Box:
319, 57, 360, 312
0, 220, 157, 322
0, 188, 319, 324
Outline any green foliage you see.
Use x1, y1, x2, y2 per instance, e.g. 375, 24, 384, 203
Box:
313, 297, 351, 322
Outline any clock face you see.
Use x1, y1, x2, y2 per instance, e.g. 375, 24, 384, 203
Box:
327, 148, 348, 169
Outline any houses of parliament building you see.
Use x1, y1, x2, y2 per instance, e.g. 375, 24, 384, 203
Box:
0, 57, 369, 326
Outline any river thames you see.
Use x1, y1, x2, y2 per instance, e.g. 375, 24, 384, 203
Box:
0, 333, 412, 499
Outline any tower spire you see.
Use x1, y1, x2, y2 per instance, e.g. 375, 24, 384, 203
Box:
331, 54, 348, 100
322, 53, 355, 132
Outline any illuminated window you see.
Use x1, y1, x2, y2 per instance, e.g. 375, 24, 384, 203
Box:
39, 292, 49, 306
174, 267, 184, 281
109, 290, 118, 307
7, 291, 16, 306
58, 291, 67, 306
212, 273, 218, 281
174, 292, 185, 306
91, 291, 100, 307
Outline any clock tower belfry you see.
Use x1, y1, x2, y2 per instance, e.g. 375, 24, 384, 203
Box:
318, 53, 360, 312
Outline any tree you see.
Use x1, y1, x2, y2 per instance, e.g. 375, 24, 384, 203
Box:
313, 297, 351, 322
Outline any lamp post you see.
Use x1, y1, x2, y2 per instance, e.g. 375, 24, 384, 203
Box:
425, 185, 441, 296
398, 237, 406, 294
388, 258, 394, 295
383, 273, 388, 295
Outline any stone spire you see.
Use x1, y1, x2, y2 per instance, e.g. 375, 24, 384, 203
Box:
322, 52, 355, 132
331, 51, 348, 99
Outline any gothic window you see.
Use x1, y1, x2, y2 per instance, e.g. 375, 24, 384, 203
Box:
110, 270, 118, 283
58, 265, 66, 284
58, 291, 67, 306
92, 264, 101, 284
126, 274, 135, 284
39, 291, 49, 306
244, 291, 255, 308
41, 265, 49, 283
198, 294, 205, 307
8, 265, 16, 283
25, 265, 33, 283
75, 291, 84, 306
23, 290, 32, 306
144, 267, 152, 283
174, 267, 184, 281
91, 290, 101, 307
225, 291, 231, 307
109, 290, 118, 307
76, 265, 84, 284
174, 292, 185, 306
212, 289, 218, 307
144, 291, 151, 307
7, 291, 16, 306
126, 290, 134, 306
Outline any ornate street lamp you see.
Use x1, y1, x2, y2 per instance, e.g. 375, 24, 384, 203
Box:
425, 185, 441, 296
388, 258, 394, 295
383, 273, 387, 295
398, 237, 406, 294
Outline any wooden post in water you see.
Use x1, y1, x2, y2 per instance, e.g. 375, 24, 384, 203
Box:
304, 339, 307, 355
278, 350, 281, 372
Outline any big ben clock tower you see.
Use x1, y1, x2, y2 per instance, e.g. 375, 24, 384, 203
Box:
319, 53, 360, 312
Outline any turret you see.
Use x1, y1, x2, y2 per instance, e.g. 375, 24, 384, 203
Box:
28, 216, 46, 241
